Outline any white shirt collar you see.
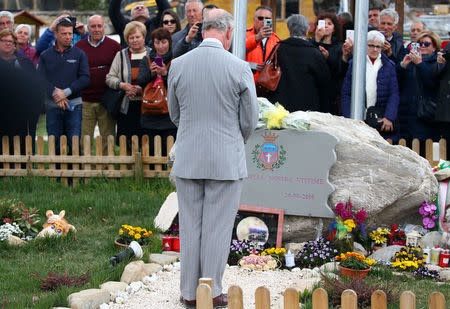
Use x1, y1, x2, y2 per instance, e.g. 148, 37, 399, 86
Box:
203, 38, 224, 48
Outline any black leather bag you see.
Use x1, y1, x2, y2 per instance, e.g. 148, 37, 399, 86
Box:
365, 106, 398, 134
101, 52, 124, 119
414, 67, 437, 122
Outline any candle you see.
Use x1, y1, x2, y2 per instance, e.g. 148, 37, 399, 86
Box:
285, 250, 295, 268
433, 142, 439, 162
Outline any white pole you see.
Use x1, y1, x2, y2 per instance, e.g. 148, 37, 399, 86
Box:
232, 0, 248, 60
350, 0, 369, 120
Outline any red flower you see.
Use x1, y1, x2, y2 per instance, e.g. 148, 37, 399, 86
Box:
391, 224, 398, 231
3, 218, 12, 224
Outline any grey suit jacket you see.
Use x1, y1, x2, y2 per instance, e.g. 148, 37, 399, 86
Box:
168, 39, 259, 180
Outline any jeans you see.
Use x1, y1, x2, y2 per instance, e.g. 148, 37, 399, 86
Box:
46, 104, 82, 155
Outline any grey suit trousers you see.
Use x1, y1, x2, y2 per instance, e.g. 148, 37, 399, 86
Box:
176, 177, 242, 300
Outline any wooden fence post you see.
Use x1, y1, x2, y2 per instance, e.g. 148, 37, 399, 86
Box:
107, 135, 115, 171
83, 135, 91, 184
134, 152, 142, 180
429, 292, 445, 309
283, 287, 299, 309
96, 136, 103, 171
119, 135, 127, 172
400, 291, 415, 309
25, 136, 32, 173
2, 136, 9, 170
341, 289, 357, 309
131, 135, 139, 155
154, 135, 162, 173
13, 136, 21, 170
60, 135, 68, 186
312, 288, 328, 309
37, 136, 44, 171
228, 285, 243, 309
255, 286, 270, 309
72, 136, 79, 187
439, 138, 447, 161
398, 138, 407, 147
425, 139, 435, 166
196, 283, 213, 309
199, 278, 213, 290
48, 136, 55, 175
142, 135, 150, 173
371, 290, 387, 309
412, 139, 420, 156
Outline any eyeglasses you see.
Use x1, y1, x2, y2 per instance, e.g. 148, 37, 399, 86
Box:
0, 21, 12, 26
257, 16, 271, 21
163, 19, 176, 25
419, 41, 432, 47
368, 44, 383, 49
0, 39, 15, 45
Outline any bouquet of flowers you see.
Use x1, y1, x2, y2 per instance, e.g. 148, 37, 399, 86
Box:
369, 227, 390, 246
228, 239, 264, 265
117, 224, 152, 246
413, 267, 440, 280
419, 201, 439, 230
387, 224, 406, 246
335, 252, 375, 270
261, 247, 286, 264
296, 236, 337, 268
327, 201, 369, 251
391, 246, 425, 271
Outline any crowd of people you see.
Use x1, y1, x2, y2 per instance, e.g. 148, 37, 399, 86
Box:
0, 0, 449, 156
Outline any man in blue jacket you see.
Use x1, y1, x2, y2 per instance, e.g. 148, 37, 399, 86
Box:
37, 18, 90, 155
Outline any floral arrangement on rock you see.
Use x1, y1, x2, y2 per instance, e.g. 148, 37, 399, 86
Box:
261, 247, 286, 265
239, 254, 278, 271
296, 236, 337, 268
387, 225, 406, 246
369, 227, 390, 247
228, 239, 265, 266
0, 199, 41, 241
419, 201, 439, 230
117, 224, 152, 246
390, 246, 425, 271
335, 252, 375, 270
327, 201, 368, 252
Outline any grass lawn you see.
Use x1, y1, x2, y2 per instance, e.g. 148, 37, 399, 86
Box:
0, 176, 174, 308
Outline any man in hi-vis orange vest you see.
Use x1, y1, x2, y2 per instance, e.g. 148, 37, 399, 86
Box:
246, 5, 280, 83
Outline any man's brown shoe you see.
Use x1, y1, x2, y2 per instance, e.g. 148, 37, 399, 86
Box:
180, 296, 196, 308
213, 293, 228, 308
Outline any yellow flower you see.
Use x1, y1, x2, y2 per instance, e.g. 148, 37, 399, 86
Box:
119, 229, 124, 235
135, 233, 141, 240
129, 230, 135, 236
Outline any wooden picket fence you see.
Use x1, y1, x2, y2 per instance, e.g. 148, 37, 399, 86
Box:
0, 134, 174, 186
195, 283, 447, 309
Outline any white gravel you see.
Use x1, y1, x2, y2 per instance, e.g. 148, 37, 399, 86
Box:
106, 265, 308, 309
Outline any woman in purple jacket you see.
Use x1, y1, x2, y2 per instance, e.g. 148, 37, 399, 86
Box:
14, 24, 38, 66
341, 30, 400, 141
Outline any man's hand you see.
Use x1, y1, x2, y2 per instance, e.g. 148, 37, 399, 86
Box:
53, 87, 67, 103
56, 98, 70, 110
378, 118, 393, 132
255, 26, 272, 42
151, 62, 168, 76
50, 14, 70, 32
75, 22, 86, 36
437, 51, 446, 65
314, 26, 326, 42
186, 23, 200, 43
383, 41, 392, 57
342, 38, 353, 62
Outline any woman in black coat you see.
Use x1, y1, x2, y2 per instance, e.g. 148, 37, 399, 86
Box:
310, 12, 346, 115
268, 14, 331, 113
137, 28, 176, 156
433, 42, 450, 151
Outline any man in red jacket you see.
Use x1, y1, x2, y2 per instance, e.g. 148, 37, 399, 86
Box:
246, 6, 280, 83
75, 15, 122, 155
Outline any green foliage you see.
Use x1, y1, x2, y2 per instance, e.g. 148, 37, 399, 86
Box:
76, 0, 106, 11
0, 176, 172, 308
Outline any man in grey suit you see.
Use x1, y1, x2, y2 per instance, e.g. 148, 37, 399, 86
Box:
168, 8, 259, 308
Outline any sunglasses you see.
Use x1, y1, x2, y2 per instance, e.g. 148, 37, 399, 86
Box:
163, 19, 176, 25
418, 41, 432, 47
257, 16, 271, 21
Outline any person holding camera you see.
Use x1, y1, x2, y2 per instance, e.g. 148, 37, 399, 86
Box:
397, 30, 441, 143
246, 5, 280, 83
433, 42, 450, 147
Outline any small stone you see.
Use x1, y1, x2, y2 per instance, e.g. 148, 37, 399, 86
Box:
438, 269, 450, 282
290, 278, 321, 293
120, 261, 146, 284
368, 245, 402, 261
99, 281, 128, 296
99, 304, 110, 309
149, 253, 178, 266
8, 235, 25, 246
67, 289, 110, 309
162, 251, 180, 259
127, 281, 143, 294
143, 263, 162, 276
320, 262, 338, 272
353, 242, 368, 256
291, 267, 301, 272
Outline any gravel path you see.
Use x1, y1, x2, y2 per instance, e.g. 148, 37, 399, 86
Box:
106, 265, 307, 309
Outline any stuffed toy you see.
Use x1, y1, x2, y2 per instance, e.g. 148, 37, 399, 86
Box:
36, 210, 76, 238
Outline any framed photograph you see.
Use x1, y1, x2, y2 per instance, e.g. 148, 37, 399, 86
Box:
232, 204, 284, 248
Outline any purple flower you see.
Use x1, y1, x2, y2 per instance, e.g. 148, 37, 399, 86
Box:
423, 217, 436, 229
419, 206, 427, 217
424, 203, 436, 214
432, 215, 438, 220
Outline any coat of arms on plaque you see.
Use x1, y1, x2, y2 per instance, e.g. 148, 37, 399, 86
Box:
251, 132, 287, 171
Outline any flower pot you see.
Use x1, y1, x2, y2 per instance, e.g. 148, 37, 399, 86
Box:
390, 240, 406, 246
172, 236, 180, 252
115, 238, 128, 249
339, 265, 371, 279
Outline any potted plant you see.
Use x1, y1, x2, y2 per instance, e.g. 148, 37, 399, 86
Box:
387, 224, 406, 246
116, 224, 152, 248
335, 252, 375, 279
369, 227, 390, 249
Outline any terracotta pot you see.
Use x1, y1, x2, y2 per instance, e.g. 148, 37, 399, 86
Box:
373, 245, 382, 250
339, 265, 371, 279
114, 238, 128, 248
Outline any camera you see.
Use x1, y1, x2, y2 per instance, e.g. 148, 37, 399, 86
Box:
68, 16, 77, 27
264, 19, 272, 28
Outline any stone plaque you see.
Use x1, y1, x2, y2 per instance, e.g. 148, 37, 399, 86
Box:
240, 129, 338, 218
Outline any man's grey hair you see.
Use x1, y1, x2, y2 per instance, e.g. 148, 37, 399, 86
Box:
411, 21, 426, 30
338, 12, 353, 23
287, 14, 310, 38
379, 8, 399, 25
88, 14, 104, 26
186, 0, 203, 10
15, 24, 31, 34
367, 30, 385, 44
255, 5, 272, 13
0, 11, 14, 23
202, 9, 234, 33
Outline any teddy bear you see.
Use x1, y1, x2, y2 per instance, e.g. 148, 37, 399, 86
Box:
36, 210, 76, 238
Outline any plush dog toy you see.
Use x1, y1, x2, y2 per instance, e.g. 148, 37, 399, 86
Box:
36, 210, 76, 238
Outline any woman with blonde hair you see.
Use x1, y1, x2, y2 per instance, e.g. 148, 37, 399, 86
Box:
106, 21, 151, 147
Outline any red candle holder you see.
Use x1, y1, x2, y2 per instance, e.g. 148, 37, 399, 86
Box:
162, 235, 173, 251
439, 249, 449, 267
172, 236, 180, 252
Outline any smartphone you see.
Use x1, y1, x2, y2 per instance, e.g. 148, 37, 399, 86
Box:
264, 19, 272, 28
67, 102, 75, 112
346, 30, 354, 42
318, 20, 325, 29
411, 42, 419, 54
155, 56, 163, 67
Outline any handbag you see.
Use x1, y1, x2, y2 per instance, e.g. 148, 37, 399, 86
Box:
414, 67, 437, 122
365, 106, 399, 134
101, 51, 125, 119
141, 56, 170, 116
256, 43, 281, 92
